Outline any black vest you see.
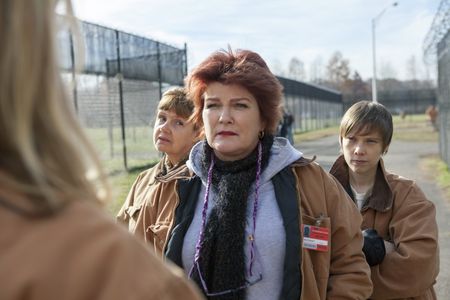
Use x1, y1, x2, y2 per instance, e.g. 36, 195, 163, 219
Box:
165, 166, 302, 300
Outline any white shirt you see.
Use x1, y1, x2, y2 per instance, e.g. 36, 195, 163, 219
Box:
350, 185, 372, 210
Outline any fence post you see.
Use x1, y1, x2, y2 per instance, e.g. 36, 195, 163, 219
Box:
115, 29, 128, 171
183, 43, 188, 77
105, 62, 114, 159
157, 42, 162, 100
69, 31, 78, 113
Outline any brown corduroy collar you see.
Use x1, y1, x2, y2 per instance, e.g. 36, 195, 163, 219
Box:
330, 155, 393, 212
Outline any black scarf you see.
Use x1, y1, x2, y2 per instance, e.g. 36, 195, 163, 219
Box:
190, 135, 273, 300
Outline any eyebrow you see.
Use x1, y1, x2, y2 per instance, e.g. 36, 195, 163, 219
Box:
349, 134, 382, 140
157, 110, 186, 118
204, 97, 251, 102
156, 110, 168, 116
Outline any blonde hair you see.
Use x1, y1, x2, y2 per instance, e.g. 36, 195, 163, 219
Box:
0, 0, 110, 214
158, 87, 194, 118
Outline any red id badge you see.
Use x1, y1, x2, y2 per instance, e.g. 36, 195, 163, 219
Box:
302, 224, 329, 252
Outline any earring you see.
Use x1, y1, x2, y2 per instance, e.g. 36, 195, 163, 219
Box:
258, 130, 265, 140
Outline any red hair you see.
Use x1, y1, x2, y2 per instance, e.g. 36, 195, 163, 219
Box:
185, 48, 283, 135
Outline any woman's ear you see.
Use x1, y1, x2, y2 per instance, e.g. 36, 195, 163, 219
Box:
383, 146, 389, 155
260, 120, 266, 133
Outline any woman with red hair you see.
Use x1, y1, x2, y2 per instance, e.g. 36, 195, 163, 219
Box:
148, 48, 373, 299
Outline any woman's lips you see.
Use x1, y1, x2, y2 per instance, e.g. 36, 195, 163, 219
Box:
217, 131, 237, 136
158, 136, 170, 143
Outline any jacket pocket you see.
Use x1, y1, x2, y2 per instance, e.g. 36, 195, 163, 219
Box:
301, 213, 331, 280
125, 204, 143, 232
148, 221, 170, 253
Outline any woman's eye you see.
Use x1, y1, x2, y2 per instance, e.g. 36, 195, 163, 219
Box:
175, 120, 184, 126
236, 103, 248, 108
205, 103, 218, 109
157, 117, 166, 124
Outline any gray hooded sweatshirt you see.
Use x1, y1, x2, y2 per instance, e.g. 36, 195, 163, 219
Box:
182, 137, 302, 300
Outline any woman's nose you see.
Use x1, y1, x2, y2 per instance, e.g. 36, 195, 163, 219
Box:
160, 121, 170, 132
219, 108, 233, 124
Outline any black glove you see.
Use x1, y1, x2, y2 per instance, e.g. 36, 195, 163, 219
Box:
362, 228, 386, 266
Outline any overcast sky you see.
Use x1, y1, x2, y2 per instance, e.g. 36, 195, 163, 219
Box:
72, 0, 441, 81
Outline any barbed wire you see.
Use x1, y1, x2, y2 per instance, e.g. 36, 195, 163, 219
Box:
423, 0, 450, 65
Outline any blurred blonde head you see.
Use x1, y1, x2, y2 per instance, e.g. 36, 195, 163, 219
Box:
0, 0, 110, 214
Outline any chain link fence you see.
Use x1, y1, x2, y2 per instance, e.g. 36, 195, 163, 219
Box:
438, 30, 450, 165
343, 89, 437, 116
423, 0, 450, 166
278, 77, 343, 133
58, 20, 187, 173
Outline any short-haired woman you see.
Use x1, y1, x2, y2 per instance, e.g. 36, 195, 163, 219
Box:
117, 87, 202, 257
148, 48, 373, 299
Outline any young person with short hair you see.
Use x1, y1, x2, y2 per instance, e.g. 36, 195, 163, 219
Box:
330, 100, 439, 300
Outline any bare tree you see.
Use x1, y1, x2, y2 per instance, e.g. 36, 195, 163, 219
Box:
379, 61, 398, 79
288, 57, 306, 81
326, 51, 350, 89
341, 71, 370, 103
379, 61, 398, 92
271, 58, 285, 77
309, 55, 324, 84
406, 55, 418, 81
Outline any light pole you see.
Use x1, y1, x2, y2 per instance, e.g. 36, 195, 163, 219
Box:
372, 2, 398, 103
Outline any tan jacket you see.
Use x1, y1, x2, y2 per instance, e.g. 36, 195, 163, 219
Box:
0, 183, 203, 300
292, 159, 372, 299
330, 155, 439, 300
117, 158, 192, 257
121, 157, 373, 299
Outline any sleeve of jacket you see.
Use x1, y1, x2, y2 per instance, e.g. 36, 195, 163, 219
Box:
107, 236, 204, 300
323, 171, 373, 299
370, 183, 439, 299
72, 216, 204, 300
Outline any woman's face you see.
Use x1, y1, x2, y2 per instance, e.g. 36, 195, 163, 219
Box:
202, 82, 265, 161
153, 109, 199, 165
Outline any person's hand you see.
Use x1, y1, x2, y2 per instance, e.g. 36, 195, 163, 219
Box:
384, 240, 395, 254
362, 229, 386, 266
